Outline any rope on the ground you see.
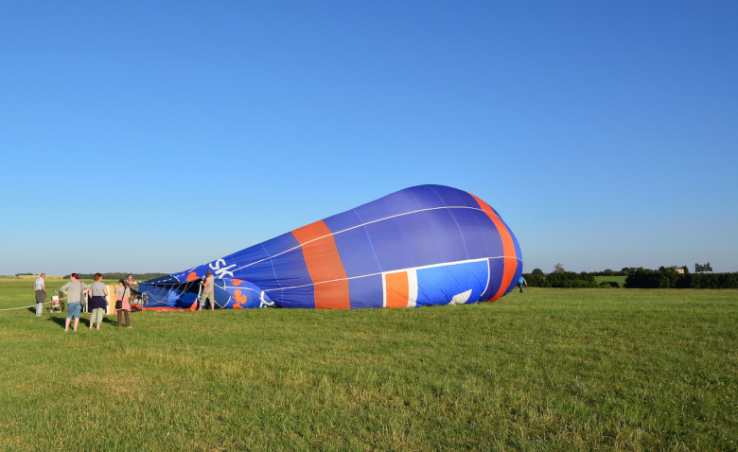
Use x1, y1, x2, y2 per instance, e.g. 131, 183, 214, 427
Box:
0, 301, 52, 312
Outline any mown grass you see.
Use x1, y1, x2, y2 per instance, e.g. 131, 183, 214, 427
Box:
1, 278, 736, 451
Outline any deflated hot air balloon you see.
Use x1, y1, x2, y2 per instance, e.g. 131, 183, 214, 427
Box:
139, 185, 522, 310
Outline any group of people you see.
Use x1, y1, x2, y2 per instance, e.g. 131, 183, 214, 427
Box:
35, 273, 138, 332
33, 271, 217, 328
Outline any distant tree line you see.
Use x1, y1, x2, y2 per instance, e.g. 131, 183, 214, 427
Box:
623, 267, 738, 289
524, 268, 600, 288
62, 273, 169, 281
523, 265, 738, 289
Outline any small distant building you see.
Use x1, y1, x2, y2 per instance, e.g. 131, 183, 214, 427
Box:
672, 266, 685, 275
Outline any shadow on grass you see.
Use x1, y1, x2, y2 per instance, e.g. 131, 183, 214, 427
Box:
84, 313, 128, 329
101, 315, 121, 327
46, 314, 123, 330
47, 314, 69, 329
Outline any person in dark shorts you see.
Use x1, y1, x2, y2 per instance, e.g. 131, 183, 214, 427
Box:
59, 273, 88, 332
88, 273, 109, 330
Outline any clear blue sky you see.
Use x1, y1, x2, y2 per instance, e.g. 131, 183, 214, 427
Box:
2, 1, 736, 276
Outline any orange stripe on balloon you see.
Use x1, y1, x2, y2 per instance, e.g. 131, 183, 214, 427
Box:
313, 280, 350, 309
291, 220, 350, 309
469, 193, 518, 301
385, 271, 409, 308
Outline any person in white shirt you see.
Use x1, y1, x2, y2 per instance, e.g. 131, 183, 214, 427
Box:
34, 273, 46, 316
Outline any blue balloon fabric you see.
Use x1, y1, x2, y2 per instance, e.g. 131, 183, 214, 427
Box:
139, 185, 522, 310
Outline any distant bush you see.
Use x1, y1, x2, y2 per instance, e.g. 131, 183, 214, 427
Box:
624, 268, 672, 288
599, 281, 620, 288
524, 271, 598, 288
524, 274, 546, 287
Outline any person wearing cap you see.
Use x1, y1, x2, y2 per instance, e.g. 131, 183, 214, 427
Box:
199, 270, 215, 311
59, 273, 89, 331
34, 273, 46, 316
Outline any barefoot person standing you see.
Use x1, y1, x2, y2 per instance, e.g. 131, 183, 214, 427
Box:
59, 273, 88, 332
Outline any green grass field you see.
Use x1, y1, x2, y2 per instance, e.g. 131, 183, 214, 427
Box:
1, 278, 736, 451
